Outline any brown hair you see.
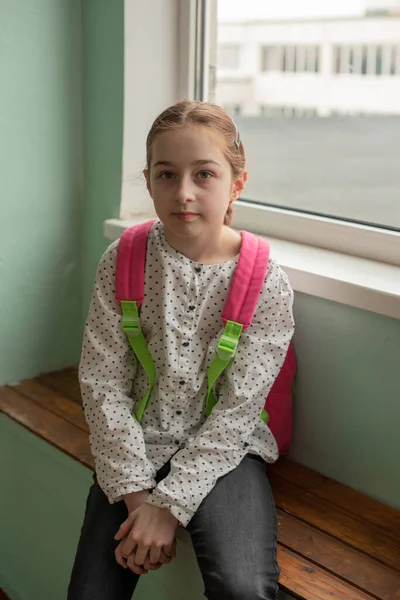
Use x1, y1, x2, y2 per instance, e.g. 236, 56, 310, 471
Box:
146, 100, 246, 225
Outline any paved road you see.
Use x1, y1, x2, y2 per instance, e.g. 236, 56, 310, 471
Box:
235, 116, 400, 230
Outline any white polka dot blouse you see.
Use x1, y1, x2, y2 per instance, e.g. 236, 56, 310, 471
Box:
79, 221, 295, 526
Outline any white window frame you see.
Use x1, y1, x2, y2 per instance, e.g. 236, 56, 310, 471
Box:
119, 1, 400, 279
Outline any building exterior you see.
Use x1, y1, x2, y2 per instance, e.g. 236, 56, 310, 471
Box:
216, 15, 400, 116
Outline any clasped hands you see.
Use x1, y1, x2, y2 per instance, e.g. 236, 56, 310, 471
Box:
115, 489, 179, 575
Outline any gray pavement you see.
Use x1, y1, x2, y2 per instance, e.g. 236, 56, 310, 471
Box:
235, 116, 400, 230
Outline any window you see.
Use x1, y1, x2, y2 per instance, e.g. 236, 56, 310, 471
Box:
334, 44, 400, 76
218, 44, 240, 69
216, 2, 400, 231
391, 45, 400, 74
121, 1, 399, 267
305, 45, 319, 73
261, 46, 283, 72
262, 45, 319, 73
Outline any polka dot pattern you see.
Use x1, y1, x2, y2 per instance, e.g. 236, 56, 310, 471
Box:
79, 221, 294, 526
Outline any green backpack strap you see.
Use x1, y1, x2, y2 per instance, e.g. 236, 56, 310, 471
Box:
116, 221, 157, 423
206, 320, 243, 416
206, 318, 270, 423
121, 300, 156, 423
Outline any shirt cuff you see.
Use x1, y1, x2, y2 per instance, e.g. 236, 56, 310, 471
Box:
145, 488, 192, 527
106, 479, 157, 504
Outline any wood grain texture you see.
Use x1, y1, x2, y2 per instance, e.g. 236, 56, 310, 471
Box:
277, 511, 400, 599
10, 378, 88, 433
271, 473, 400, 572
270, 457, 400, 541
277, 546, 376, 600
36, 366, 81, 404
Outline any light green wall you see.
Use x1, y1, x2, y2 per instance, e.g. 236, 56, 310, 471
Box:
0, 415, 93, 600
81, 0, 124, 314
0, 0, 83, 384
291, 293, 400, 510
0, 0, 124, 385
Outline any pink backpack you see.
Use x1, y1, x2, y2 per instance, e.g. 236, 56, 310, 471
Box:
115, 220, 296, 455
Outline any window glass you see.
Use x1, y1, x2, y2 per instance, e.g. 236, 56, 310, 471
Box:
216, 1, 400, 229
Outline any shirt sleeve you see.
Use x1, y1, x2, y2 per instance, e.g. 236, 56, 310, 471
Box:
145, 260, 294, 526
79, 241, 157, 503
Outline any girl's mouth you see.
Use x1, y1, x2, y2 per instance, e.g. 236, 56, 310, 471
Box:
173, 213, 198, 222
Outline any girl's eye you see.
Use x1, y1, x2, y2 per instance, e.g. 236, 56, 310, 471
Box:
197, 171, 212, 179
159, 172, 175, 180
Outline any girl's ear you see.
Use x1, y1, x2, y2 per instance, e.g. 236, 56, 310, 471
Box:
231, 170, 248, 203
143, 169, 153, 197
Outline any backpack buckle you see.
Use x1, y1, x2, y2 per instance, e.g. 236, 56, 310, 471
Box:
217, 334, 238, 361
216, 321, 243, 361
121, 300, 141, 338
122, 316, 140, 338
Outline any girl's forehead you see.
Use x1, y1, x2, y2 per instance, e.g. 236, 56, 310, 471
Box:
151, 126, 228, 165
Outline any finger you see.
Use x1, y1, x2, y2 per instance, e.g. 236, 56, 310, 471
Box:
114, 540, 128, 569
127, 553, 148, 575
114, 513, 136, 541
121, 534, 139, 559
149, 544, 162, 566
143, 556, 162, 571
134, 544, 150, 567
162, 539, 176, 561
158, 550, 172, 565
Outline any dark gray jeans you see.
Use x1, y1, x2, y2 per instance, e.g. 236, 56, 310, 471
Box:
67, 454, 280, 600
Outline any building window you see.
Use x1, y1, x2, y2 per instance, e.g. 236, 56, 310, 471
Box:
218, 44, 240, 69
334, 44, 400, 76
262, 45, 320, 73
391, 45, 400, 75
261, 46, 283, 71
376, 45, 383, 74
305, 46, 320, 73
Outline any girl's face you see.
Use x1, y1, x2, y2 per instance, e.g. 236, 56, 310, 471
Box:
144, 126, 246, 240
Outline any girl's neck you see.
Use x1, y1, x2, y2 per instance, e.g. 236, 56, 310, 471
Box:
163, 226, 242, 265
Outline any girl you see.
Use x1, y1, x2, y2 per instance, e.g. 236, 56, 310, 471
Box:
68, 100, 294, 600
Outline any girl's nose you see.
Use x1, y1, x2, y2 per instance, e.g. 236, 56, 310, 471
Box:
176, 178, 195, 204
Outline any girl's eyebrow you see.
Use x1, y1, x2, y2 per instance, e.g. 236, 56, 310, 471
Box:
153, 159, 222, 167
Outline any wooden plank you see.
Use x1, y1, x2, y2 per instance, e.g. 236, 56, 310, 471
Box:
277, 546, 376, 600
9, 379, 88, 433
270, 458, 400, 542
36, 367, 81, 405
271, 474, 400, 572
277, 510, 400, 600
0, 387, 94, 470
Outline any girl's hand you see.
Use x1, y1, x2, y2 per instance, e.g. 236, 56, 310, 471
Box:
114, 503, 179, 572
115, 536, 177, 575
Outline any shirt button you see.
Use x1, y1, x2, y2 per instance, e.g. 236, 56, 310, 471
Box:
174, 440, 180, 445
179, 380, 185, 385
189, 305, 196, 311
195, 267, 201, 273
176, 410, 182, 415
182, 341, 189, 347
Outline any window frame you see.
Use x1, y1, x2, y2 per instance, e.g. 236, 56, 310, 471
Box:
121, 0, 400, 267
